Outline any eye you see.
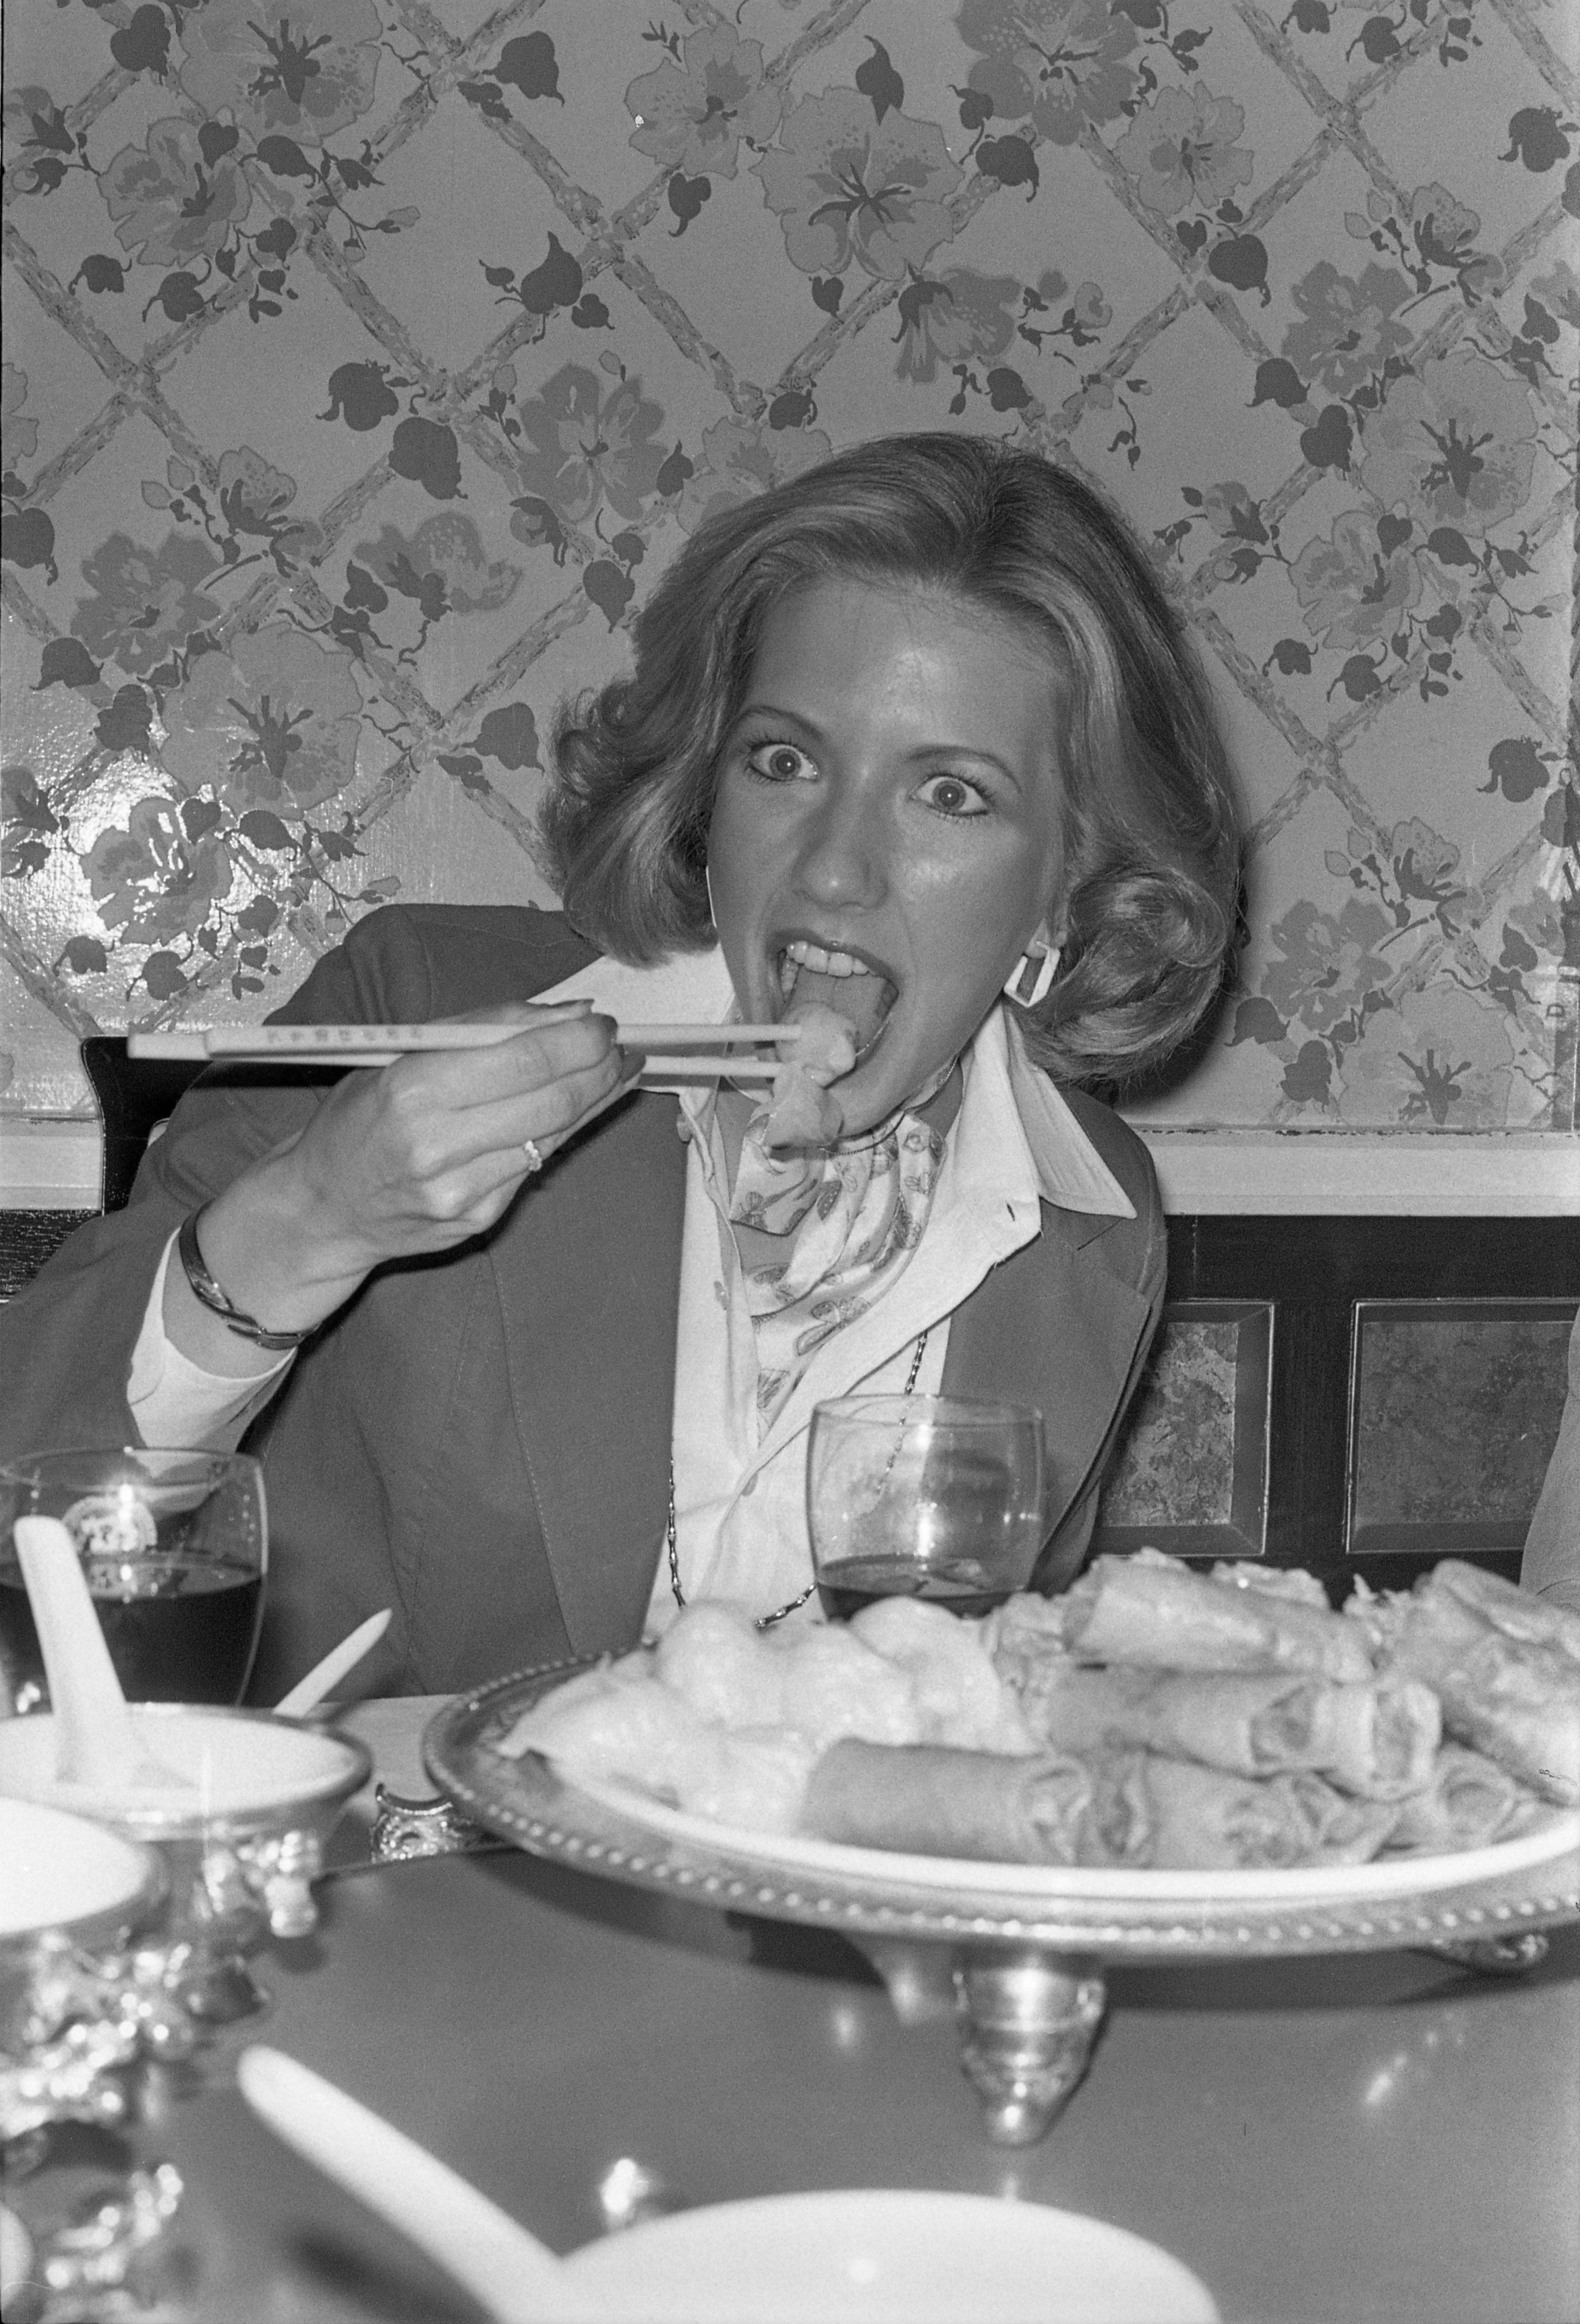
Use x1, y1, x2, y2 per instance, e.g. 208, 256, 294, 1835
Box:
915, 772, 989, 818
745, 739, 817, 784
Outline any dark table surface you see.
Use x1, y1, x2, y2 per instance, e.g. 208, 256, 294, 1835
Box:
90, 1835, 1580, 2324
9, 1690, 1579, 2324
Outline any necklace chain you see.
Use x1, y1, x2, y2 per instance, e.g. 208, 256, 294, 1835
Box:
667, 1328, 930, 1632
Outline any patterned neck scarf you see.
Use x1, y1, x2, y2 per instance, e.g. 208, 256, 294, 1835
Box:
727, 1088, 949, 1425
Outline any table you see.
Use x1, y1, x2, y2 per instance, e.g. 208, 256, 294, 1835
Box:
14, 1701, 1580, 2323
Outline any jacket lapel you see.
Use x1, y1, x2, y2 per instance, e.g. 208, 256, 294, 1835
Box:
488, 1091, 687, 1654
943, 1207, 1152, 1544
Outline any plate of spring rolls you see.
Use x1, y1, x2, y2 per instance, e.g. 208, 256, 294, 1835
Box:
443, 1553, 1580, 1909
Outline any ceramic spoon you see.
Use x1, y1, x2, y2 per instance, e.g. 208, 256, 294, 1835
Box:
12, 1515, 190, 1791
274, 1609, 392, 1720
237, 2047, 607, 2322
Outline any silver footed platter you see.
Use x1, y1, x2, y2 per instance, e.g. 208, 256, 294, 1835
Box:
424, 1658, 1580, 2145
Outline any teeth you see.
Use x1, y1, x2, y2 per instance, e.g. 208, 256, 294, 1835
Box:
783, 940, 867, 979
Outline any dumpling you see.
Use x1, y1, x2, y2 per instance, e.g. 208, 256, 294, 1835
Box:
674, 1725, 819, 1835
494, 1659, 716, 1803
850, 1597, 1035, 1754
769, 1623, 923, 1753
654, 1603, 784, 1728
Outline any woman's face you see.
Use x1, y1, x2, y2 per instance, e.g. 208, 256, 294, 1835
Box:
707, 578, 1068, 1138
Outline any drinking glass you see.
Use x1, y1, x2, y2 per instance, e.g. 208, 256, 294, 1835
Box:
0, 1448, 266, 1709
807, 1396, 1045, 1619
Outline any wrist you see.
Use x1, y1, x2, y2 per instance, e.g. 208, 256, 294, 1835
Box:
178, 1208, 310, 1351
198, 1152, 376, 1334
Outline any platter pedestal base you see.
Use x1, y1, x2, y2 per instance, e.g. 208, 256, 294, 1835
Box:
855, 1940, 1107, 2145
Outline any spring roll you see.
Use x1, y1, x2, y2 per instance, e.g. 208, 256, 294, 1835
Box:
1020, 1668, 1439, 1799
1386, 1576, 1580, 1806
799, 1740, 1093, 1864
1058, 1554, 1374, 1682
1387, 1745, 1540, 1854
1120, 1757, 1397, 1871
1424, 1559, 1580, 1668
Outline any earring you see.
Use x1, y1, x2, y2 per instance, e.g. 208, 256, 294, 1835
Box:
1003, 943, 1060, 1009
704, 864, 717, 929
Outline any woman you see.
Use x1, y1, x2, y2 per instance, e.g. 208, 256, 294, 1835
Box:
2, 434, 1240, 1698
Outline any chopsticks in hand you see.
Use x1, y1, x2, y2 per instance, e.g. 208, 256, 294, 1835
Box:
127, 1020, 800, 1081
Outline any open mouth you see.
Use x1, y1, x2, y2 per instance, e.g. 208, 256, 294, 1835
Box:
776, 939, 897, 1062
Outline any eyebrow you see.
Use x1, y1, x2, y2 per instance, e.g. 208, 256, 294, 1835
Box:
732, 701, 1027, 791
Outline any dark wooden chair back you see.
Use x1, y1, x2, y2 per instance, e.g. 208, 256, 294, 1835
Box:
1, 1039, 206, 1300
80, 1037, 206, 1212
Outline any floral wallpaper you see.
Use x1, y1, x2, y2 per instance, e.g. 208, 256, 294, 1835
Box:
2, 0, 1576, 1136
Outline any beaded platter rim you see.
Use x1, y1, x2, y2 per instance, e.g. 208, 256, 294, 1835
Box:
422, 1658, 1580, 1959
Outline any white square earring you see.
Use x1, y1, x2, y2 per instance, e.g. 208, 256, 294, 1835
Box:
1004, 944, 1060, 1009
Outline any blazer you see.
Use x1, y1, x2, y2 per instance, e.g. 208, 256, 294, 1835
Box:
1, 906, 1167, 1699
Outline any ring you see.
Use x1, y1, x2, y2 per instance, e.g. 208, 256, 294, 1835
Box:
520, 1138, 544, 1176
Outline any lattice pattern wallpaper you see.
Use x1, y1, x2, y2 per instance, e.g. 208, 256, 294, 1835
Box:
2, 0, 1576, 1135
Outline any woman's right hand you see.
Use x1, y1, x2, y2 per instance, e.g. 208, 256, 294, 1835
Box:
167, 1003, 631, 1363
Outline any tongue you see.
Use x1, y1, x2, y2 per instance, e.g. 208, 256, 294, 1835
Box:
788, 966, 892, 1050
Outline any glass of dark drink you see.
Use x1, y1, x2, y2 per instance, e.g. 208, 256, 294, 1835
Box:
0, 1447, 266, 1710
808, 1396, 1045, 1620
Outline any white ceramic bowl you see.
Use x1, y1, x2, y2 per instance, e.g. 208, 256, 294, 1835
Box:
0, 1707, 368, 1838
562, 2191, 1220, 2324
0, 1708, 369, 1947
0, 1794, 163, 1951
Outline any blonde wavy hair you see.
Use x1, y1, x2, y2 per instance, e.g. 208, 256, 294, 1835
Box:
541, 431, 1241, 1087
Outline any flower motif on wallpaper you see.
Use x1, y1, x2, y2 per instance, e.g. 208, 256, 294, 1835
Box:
755, 91, 964, 281
2, 83, 96, 200
70, 533, 226, 681
1407, 186, 1502, 301
1227, 818, 1526, 1121
137, 447, 319, 578
216, 448, 315, 561
674, 416, 835, 535
2, 365, 37, 470
1290, 511, 1423, 652
1282, 262, 1416, 401
102, 119, 253, 270
888, 262, 1116, 424
159, 625, 363, 814
954, 0, 1143, 146
2, 767, 60, 882
1528, 258, 1580, 334
1257, 899, 1397, 1038
343, 515, 520, 660
1337, 983, 1516, 1129
1345, 184, 1503, 310
892, 268, 1023, 384
177, 0, 383, 147
625, 23, 783, 179
1320, 818, 1469, 949
1112, 85, 1253, 217
1360, 352, 1539, 537
83, 798, 234, 946
1207, 346, 1553, 705
510, 365, 669, 532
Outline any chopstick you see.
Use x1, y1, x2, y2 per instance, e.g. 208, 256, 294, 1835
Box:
129, 1020, 799, 1062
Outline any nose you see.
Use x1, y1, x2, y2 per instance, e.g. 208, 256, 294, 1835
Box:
792, 778, 888, 913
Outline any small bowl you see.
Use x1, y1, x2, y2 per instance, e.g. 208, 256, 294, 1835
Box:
0, 1795, 164, 1957
564, 2191, 1220, 2322
0, 1707, 370, 1945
